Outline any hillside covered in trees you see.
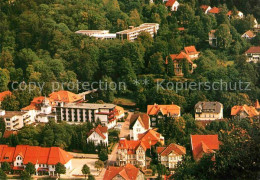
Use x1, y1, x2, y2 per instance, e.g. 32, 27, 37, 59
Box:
0, 0, 259, 117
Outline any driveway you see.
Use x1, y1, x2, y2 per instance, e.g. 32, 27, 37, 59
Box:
119, 112, 132, 138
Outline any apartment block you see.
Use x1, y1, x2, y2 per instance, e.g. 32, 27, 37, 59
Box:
116, 23, 159, 41
55, 102, 117, 129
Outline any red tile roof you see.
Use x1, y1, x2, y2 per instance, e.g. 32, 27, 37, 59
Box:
165, 0, 177, 7
0, 145, 72, 165
103, 164, 141, 180
157, 143, 186, 156
115, 106, 124, 117
49, 90, 83, 103
130, 113, 150, 130
191, 135, 219, 161
184, 46, 199, 55
147, 104, 181, 116
138, 129, 164, 146
0, 91, 12, 101
118, 139, 150, 154
208, 7, 220, 14
245, 46, 260, 54
231, 105, 259, 118
243, 30, 256, 38
200, 5, 210, 11
88, 125, 108, 139
22, 96, 54, 111
178, 27, 185, 31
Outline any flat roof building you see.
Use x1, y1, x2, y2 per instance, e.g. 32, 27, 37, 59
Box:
116, 23, 159, 41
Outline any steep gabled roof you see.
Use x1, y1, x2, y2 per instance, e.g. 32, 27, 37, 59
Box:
242, 30, 256, 38
129, 113, 150, 130
147, 104, 181, 116
138, 129, 164, 146
231, 105, 259, 117
191, 135, 219, 161
103, 164, 141, 180
0, 145, 72, 165
184, 46, 199, 55
165, 0, 177, 7
22, 96, 54, 111
208, 7, 220, 14
0, 91, 12, 101
157, 143, 186, 156
200, 5, 210, 11
49, 90, 83, 103
88, 125, 108, 140
118, 139, 150, 154
245, 46, 260, 54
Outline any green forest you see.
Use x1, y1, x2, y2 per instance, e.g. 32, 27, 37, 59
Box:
0, 0, 260, 117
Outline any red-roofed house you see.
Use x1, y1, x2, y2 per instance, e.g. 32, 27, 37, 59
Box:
138, 129, 164, 146
130, 113, 150, 140
166, 49, 196, 76
191, 135, 220, 161
165, 0, 179, 11
0, 145, 73, 175
231, 105, 259, 119
103, 163, 145, 180
245, 46, 260, 63
208, 7, 220, 15
157, 143, 186, 169
184, 46, 200, 60
87, 125, 108, 145
116, 139, 150, 167
227, 10, 244, 19
147, 103, 181, 127
200, 5, 211, 14
241, 30, 256, 40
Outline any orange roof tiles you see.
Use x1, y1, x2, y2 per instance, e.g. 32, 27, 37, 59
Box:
118, 139, 150, 154
0, 91, 12, 101
166, 0, 177, 7
245, 46, 260, 54
103, 164, 141, 180
130, 113, 150, 130
191, 135, 219, 161
157, 143, 186, 156
208, 7, 220, 14
147, 104, 181, 116
184, 46, 199, 55
115, 106, 124, 117
200, 5, 210, 11
88, 125, 108, 139
231, 105, 259, 118
178, 27, 185, 31
22, 96, 54, 111
49, 90, 83, 103
0, 145, 72, 165
243, 30, 256, 38
138, 129, 164, 146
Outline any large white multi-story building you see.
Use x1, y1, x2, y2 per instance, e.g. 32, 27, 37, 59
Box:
116, 23, 159, 41
75, 30, 116, 40
0, 110, 34, 130
55, 102, 117, 129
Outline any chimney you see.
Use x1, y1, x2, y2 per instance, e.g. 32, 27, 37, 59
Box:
129, 26, 134, 29
0, 110, 6, 116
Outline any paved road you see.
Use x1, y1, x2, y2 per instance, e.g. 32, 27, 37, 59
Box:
96, 113, 132, 180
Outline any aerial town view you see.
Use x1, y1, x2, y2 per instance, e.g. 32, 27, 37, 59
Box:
0, 0, 259, 179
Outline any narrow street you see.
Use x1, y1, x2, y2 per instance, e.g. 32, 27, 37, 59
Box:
96, 112, 132, 180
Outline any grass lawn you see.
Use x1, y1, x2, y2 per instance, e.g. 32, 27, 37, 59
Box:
113, 97, 136, 106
